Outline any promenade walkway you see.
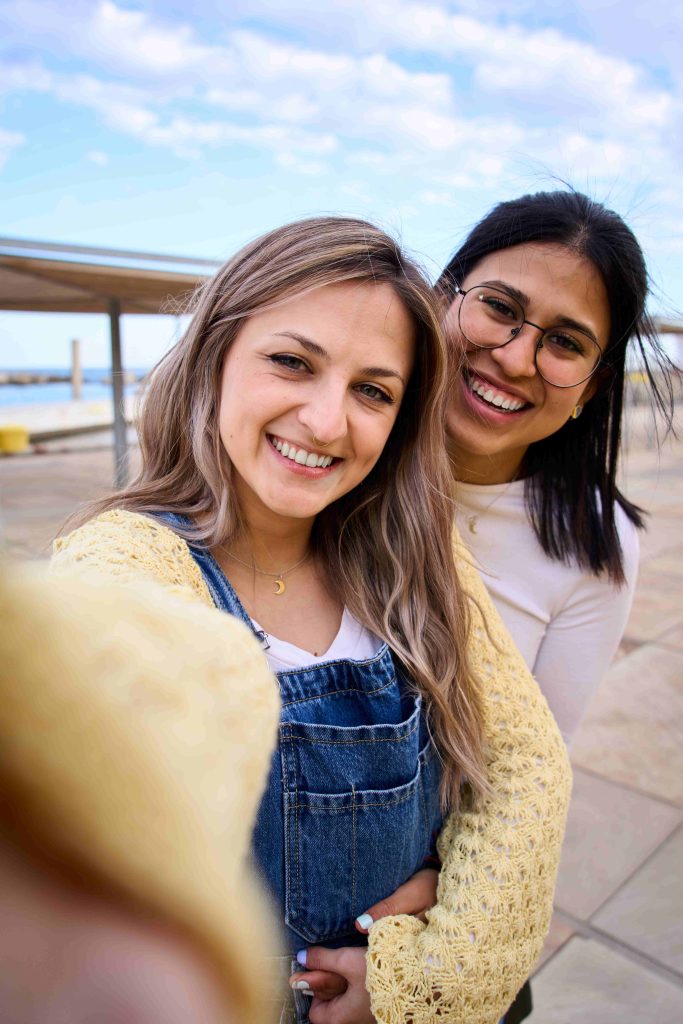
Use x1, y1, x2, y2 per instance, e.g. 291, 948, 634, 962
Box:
1, 421, 681, 1022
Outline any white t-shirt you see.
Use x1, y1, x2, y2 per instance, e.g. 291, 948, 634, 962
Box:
455, 479, 639, 745
252, 607, 384, 674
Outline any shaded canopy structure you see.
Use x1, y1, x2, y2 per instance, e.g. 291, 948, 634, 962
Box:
0, 237, 221, 485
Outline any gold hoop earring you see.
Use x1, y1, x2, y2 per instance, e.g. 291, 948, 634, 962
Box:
571, 404, 583, 420
312, 435, 330, 447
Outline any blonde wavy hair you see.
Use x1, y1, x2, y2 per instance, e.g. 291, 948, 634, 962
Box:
74, 216, 487, 807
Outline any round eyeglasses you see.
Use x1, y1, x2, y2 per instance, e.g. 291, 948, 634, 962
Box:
456, 284, 603, 388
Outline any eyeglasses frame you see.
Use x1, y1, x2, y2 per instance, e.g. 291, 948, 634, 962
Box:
455, 285, 604, 389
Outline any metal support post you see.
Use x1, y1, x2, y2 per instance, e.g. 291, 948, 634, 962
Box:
109, 298, 128, 487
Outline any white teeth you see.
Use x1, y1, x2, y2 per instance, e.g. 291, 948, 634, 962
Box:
469, 377, 526, 414
270, 435, 335, 467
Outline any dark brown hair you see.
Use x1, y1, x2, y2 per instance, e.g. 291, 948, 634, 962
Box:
439, 190, 676, 583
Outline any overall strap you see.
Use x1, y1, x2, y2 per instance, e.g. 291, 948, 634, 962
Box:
149, 512, 266, 645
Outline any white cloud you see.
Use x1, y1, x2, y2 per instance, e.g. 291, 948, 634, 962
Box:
86, 0, 213, 74
275, 152, 329, 176
215, 1, 680, 136
1, 0, 681, 206
87, 149, 109, 165
0, 128, 25, 168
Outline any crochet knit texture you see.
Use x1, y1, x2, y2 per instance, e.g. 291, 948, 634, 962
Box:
53, 510, 572, 1024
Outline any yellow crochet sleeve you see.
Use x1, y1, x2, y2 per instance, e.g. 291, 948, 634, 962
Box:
366, 531, 572, 1024
1, 566, 280, 1024
52, 509, 213, 606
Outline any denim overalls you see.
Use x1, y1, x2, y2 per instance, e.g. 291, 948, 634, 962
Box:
158, 515, 442, 1016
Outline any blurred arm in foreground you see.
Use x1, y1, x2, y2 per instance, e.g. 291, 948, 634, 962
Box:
0, 566, 281, 1024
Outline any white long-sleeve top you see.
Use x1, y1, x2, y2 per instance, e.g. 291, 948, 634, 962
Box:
455, 479, 640, 744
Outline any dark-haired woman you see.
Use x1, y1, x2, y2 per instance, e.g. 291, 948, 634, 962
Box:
439, 189, 674, 1022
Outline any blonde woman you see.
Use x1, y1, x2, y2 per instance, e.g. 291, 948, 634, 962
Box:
53, 217, 570, 1024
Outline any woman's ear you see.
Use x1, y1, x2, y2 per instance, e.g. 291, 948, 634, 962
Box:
578, 366, 606, 407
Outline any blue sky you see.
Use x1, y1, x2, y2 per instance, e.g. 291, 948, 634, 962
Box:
1, 0, 682, 369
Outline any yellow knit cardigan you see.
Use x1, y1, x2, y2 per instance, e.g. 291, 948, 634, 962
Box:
52, 510, 572, 1024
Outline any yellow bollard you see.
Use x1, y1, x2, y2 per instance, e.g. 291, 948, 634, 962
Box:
0, 425, 30, 453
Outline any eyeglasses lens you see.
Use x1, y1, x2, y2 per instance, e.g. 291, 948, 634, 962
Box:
459, 286, 600, 387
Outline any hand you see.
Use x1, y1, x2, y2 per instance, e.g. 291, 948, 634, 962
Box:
354, 867, 439, 933
290, 946, 372, 1024
289, 868, 440, 1020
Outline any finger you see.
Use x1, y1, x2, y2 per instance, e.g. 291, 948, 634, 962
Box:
355, 868, 439, 931
289, 970, 347, 999
296, 946, 346, 973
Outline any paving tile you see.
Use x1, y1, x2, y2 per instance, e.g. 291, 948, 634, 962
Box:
532, 935, 683, 1023
593, 826, 683, 975
612, 637, 645, 662
0, 448, 141, 560
636, 517, 683, 562
624, 567, 683, 643
554, 769, 682, 920
642, 545, 683, 579
571, 644, 683, 805
534, 914, 575, 971
658, 624, 683, 653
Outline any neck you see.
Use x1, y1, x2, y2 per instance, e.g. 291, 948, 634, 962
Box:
229, 500, 314, 573
447, 442, 527, 485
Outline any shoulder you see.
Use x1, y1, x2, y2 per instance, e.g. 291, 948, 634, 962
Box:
451, 525, 532, 678
52, 509, 213, 607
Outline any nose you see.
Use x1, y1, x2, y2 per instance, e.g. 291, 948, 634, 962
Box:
297, 382, 349, 446
489, 322, 539, 379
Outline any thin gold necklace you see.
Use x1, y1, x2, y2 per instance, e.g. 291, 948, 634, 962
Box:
221, 548, 309, 596
463, 479, 516, 535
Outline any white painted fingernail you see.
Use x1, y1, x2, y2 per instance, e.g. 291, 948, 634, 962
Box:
291, 981, 313, 995
356, 913, 374, 930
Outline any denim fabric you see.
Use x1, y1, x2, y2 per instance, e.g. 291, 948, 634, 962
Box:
154, 514, 443, 963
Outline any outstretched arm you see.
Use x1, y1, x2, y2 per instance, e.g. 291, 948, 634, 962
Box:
365, 532, 572, 1024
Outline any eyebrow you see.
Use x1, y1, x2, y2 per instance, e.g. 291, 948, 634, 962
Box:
477, 280, 600, 345
271, 331, 407, 384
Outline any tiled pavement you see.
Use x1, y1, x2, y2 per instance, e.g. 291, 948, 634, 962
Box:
1, 416, 682, 1023
540, 428, 683, 1023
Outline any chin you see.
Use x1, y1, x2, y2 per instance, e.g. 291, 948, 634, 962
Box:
262, 493, 331, 520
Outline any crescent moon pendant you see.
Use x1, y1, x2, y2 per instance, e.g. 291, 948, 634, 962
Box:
274, 578, 286, 596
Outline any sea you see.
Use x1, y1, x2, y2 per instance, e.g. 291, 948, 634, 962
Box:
0, 367, 149, 407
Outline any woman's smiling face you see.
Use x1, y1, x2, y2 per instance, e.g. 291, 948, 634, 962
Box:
445, 242, 611, 484
218, 280, 415, 527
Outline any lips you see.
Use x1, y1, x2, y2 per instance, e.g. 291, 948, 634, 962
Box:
465, 370, 532, 413
267, 434, 341, 469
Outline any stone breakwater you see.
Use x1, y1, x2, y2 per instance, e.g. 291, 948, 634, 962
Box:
0, 397, 137, 442
0, 371, 142, 386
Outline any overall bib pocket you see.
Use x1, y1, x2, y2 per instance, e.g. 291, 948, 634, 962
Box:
281, 696, 439, 943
